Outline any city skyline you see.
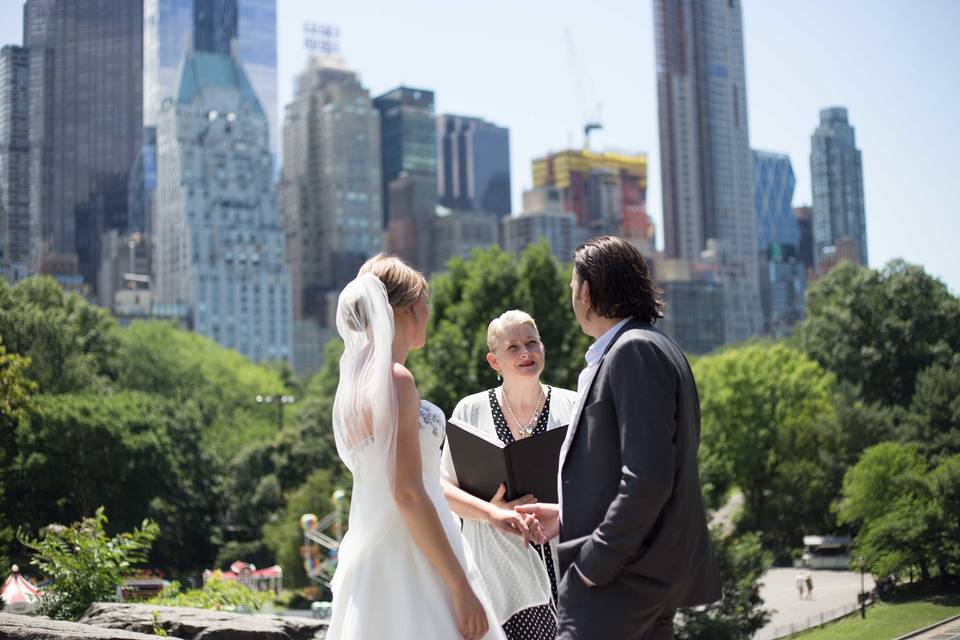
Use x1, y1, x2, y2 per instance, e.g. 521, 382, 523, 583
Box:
0, 0, 957, 294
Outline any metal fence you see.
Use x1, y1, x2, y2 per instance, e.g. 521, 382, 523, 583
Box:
761, 599, 872, 639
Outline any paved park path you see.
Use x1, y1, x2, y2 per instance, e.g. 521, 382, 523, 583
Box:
905, 616, 960, 640
754, 567, 875, 640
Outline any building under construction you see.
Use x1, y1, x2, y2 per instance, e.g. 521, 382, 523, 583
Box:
531, 149, 654, 246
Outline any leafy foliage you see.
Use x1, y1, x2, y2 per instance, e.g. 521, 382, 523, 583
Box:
410, 242, 589, 416
799, 260, 960, 407
262, 469, 338, 588
836, 444, 960, 583
676, 530, 772, 640
694, 342, 835, 555
0, 276, 119, 394
18, 507, 158, 620
12, 392, 217, 573
148, 572, 271, 612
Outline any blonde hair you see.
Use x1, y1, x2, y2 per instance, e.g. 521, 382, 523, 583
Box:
359, 254, 429, 309
487, 310, 540, 352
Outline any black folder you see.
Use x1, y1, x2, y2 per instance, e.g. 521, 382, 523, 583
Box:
445, 418, 568, 503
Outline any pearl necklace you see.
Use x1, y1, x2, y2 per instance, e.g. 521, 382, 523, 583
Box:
501, 384, 544, 439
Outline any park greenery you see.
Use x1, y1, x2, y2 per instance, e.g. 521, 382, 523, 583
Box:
1, 244, 959, 631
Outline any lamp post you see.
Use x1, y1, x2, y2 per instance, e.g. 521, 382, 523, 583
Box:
255, 394, 295, 429
859, 554, 866, 619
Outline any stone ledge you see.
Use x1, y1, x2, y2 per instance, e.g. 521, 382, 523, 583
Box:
79, 602, 327, 640
0, 612, 185, 640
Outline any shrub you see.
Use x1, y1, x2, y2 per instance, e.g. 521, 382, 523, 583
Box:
18, 507, 158, 620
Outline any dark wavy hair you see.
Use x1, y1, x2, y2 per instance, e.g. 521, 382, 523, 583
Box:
573, 236, 664, 324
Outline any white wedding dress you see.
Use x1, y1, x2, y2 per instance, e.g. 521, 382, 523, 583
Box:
328, 399, 504, 639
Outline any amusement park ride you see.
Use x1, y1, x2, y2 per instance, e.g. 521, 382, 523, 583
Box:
300, 489, 347, 585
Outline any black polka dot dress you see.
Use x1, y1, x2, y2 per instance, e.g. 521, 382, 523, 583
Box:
489, 387, 558, 640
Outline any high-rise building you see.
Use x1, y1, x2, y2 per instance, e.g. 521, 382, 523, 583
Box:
384, 171, 437, 273
155, 46, 291, 363
654, 0, 762, 344
0, 45, 30, 282
793, 205, 815, 272
531, 149, 652, 245
373, 86, 436, 229
280, 55, 381, 323
143, 0, 277, 158
437, 114, 511, 219
502, 186, 578, 262
651, 256, 725, 355
753, 151, 798, 250
431, 206, 499, 273
24, 0, 143, 294
810, 107, 867, 268
752, 150, 804, 336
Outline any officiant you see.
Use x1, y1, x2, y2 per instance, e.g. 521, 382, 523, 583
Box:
440, 310, 577, 640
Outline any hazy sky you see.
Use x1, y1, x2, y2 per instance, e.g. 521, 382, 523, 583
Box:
1, 0, 957, 292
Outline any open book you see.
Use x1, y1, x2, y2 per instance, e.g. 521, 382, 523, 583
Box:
445, 418, 568, 503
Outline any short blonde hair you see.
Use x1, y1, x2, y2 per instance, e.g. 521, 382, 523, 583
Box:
487, 310, 540, 352
359, 254, 429, 309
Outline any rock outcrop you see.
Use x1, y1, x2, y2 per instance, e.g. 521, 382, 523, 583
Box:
79, 602, 327, 640
0, 612, 185, 640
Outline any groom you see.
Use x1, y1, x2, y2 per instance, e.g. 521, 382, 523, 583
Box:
521, 236, 721, 639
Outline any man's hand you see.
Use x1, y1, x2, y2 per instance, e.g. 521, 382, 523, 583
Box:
487, 484, 537, 545
515, 502, 560, 544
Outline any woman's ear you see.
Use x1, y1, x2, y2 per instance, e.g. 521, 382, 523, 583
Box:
485, 351, 499, 374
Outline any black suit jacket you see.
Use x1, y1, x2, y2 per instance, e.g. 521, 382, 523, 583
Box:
558, 320, 721, 607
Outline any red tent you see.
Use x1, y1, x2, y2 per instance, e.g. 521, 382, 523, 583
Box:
1, 565, 40, 614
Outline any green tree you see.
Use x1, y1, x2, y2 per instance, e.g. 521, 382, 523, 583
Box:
0, 341, 35, 568
676, 530, 772, 640
903, 355, 960, 461
262, 469, 337, 588
13, 392, 218, 573
19, 507, 158, 620
835, 443, 943, 581
694, 342, 836, 554
411, 242, 587, 416
798, 260, 960, 407
0, 276, 120, 393
114, 320, 288, 462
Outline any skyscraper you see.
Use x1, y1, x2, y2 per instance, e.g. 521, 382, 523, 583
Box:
793, 205, 814, 272
810, 107, 867, 268
155, 45, 290, 363
502, 186, 577, 262
24, 0, 143, 293
753, 151, 798, 250
0, 45, 30, 282
143, 0, 277, 158
280, 55, 381, 322
373, 86, 437, 228
437, 114, 511, 219
530, 149, 652, 245
753, 150, 805, 335
654, 0, 762, 343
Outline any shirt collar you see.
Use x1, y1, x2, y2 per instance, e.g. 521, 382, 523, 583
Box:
585, 317, 632, 366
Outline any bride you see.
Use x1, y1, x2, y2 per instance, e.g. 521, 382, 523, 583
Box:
327, 255, 506, 640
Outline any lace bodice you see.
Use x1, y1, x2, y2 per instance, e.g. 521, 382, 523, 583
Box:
418, 399, 446, 479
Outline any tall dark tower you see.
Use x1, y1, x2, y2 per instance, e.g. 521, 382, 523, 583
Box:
24, 0, 143, 294
193, 0, 238, 54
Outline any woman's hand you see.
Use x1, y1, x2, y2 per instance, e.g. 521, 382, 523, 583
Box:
451, 581, 489, 640
487, 483, 537, 545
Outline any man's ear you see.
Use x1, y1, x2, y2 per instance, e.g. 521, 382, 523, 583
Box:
580, 280, 592, 315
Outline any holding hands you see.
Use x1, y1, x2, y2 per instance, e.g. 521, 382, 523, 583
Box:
487, 483, 542, 546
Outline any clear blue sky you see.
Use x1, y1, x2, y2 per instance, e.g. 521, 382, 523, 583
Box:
1, 0, 957, 292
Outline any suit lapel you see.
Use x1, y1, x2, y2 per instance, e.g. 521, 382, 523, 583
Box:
558, 319, 643, 472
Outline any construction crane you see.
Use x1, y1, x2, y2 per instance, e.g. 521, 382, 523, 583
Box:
565, 27, 603, 150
